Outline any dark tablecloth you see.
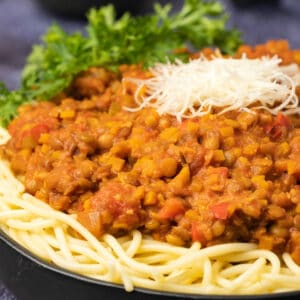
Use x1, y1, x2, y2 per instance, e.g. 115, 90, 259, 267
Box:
0, 0, 300, 299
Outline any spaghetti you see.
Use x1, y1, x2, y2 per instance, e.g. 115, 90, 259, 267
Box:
1, 128, 300, 295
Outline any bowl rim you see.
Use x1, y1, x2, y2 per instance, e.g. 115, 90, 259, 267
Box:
1, 229, 300, 300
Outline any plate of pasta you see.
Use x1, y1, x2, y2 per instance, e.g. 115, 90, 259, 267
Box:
1, 1, 300, 299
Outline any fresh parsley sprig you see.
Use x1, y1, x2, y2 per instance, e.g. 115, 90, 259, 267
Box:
0, 0, 242, 127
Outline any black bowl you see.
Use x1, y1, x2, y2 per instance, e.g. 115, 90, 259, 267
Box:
33, 0, 175, 17
1, 230, 300, 300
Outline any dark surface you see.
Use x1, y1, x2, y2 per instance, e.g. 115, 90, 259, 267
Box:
1, 0, 300, 299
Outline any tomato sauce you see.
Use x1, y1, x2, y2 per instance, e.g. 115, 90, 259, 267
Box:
4, 41, 300, 263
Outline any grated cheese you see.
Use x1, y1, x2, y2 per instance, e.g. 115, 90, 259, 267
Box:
124, 56, 300, 121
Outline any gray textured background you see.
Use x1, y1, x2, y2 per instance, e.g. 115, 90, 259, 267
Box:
1, 0, 300, 299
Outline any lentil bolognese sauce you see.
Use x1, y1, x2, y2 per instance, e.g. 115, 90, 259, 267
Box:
3, 39, 300, 268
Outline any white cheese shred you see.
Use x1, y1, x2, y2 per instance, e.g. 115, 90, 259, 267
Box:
124, 55, 300, 121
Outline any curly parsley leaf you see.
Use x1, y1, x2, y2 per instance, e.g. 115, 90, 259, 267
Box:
0, 0, 242, 127
22, 25, 91, 100
0, 83, 25, 127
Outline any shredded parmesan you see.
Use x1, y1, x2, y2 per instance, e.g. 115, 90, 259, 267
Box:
124, 56, 300, 121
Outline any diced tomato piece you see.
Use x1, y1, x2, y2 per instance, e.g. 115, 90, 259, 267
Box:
90, 182, 135, 217
191, 223, 205, 243
266, 125, 283, 139
211, 202, 229, 220
275, 113, 290, 128
264, 113, 291, 139
20, 123, 51, 149
157, 198, 185, 220
28, 124, 50, 140
88, 182, 141, 233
